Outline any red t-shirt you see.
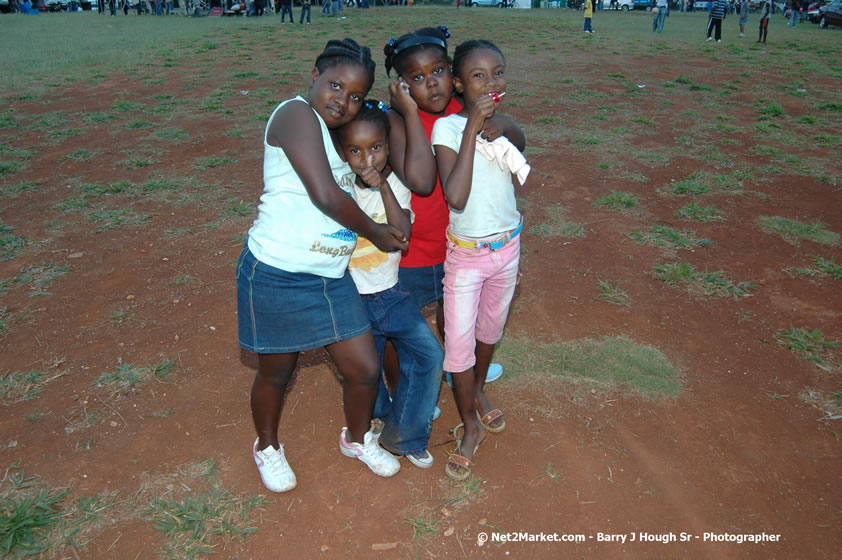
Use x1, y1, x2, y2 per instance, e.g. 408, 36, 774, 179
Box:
401, 97, 462, 268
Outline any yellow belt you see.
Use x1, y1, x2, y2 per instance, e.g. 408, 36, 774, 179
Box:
446, 220, 524, 251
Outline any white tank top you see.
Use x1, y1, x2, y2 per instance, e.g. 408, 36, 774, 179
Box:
247, 97, 357, 278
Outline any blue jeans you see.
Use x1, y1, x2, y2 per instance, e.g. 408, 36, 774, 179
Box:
300, 3, 310, 21
367, 285, 444, 455
653, 10, 666, 31
584, 17, 592, 32
788, 10, 797, 26
280, 3, 293, 20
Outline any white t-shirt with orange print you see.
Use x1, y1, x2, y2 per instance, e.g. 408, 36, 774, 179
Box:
349, 172, 414, 295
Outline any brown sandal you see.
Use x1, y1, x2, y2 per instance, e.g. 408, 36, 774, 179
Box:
445, 423, 485, 481
477, 408, 506, 433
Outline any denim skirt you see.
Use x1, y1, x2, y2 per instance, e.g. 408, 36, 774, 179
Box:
236, 246, 370, 353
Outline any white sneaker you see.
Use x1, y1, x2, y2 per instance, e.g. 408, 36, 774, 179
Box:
252, 439, 297, 493
339, 428, 401, 477
706, 36, 714, 41
407, 449, 434, 469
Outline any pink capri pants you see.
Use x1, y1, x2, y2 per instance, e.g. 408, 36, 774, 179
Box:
442, 234, 520, 373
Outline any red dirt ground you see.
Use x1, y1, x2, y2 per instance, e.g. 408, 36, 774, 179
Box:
1, 16, 841, 560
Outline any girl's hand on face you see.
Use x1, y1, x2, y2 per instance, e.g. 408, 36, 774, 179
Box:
370, 223, 409, 252
359, 155, 387, 189
388, 79, 418, 116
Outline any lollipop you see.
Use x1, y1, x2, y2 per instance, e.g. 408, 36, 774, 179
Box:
489, 91, 506, 103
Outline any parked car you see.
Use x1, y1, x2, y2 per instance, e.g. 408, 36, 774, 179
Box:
602, 0, 634, 8
45, 0, 70, 10
818, 0, 842, 25
467, 0, 519, 5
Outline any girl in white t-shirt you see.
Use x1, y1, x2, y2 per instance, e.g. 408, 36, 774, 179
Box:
236, 39, 408, 493
340, 101, 445, 470
431, 40, 529, 481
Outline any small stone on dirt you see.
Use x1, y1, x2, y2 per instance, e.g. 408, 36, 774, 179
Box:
109, 420, 118, 427
8, 440, 17, 448
126, 295, 134, 300
478, 518, 487, 525
320, 545, 328, 552
68, 252, 83, 259
444, 526, 455, 537
371, 542, 397, 551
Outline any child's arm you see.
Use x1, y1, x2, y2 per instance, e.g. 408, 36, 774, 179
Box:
481, 114, 526, 152
358, 160, 412, 241
435, 96, 496, 211
386, 83, 437, 195
268, 101, 408, 252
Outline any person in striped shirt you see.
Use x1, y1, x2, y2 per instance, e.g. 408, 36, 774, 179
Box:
706, 0, 728, 42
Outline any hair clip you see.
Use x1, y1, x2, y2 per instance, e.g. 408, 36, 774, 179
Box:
365, 101, 389, 113
439, 25, 451, 39
387, 37, 397, 50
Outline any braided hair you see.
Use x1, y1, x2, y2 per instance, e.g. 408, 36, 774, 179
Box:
383, 25, 451, 77
451, 39, 504, 80
315, 38, 377, 89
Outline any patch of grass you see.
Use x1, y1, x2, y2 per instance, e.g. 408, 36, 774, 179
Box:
575, 135, 602, 146
675, 202, 726, 222
819, 103, 842, 112
84, 112, 118, 124
123, 120, 157, 130
528, 205, 586, 239
787, 255, 842, 281
60, 148, 97, 162
813, 134, 840, 147
653, 261, 755, 298
1, 181, 39, 198
88, 208, 150, 232
405, 516, 439, 539
628, 225, 712, 251
0, 161, 24, 176
664, 176, 711, 196
540, 462, 560, 484
593, 191, 638, 210
0, 466, 72, 556
758, 101, 785, 117
777, 327, 838, 369
47, 128, 85, 142
495, 335, 682, 399
194, 155, 236, 171
110, 307, 135, 327
1, 223, 26, 261
154, 127, 189, 141
11, 262, 69, 297
117, 157, 157, 169
161, 227, 193, 239
221, 201, 253, 219
94, 358, 176, 398
535, 115, 561, 125
142, 460, 264, 558
597, 280, 631, 308
0, 370, 48, 403
756, 216, 840, 246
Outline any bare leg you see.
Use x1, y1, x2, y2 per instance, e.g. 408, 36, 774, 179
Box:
473, 340, 504, 430
252, 352, 299, 451
325, 330, 380, 444
451, 367, 482, 462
